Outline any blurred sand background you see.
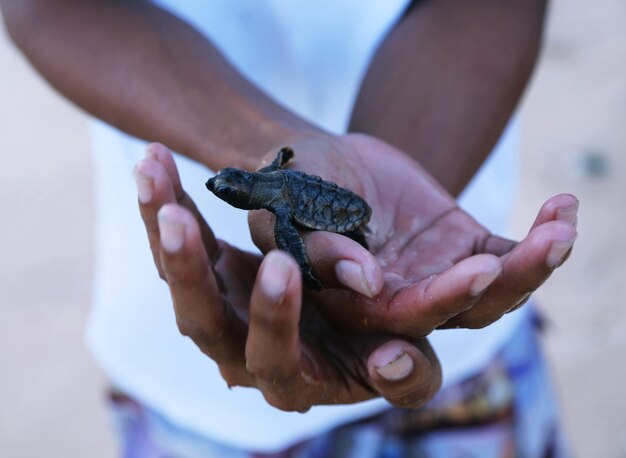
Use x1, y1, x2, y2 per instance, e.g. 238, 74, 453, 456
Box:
1, 1, 625, 456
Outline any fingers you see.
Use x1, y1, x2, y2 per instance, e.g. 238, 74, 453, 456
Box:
245, 251, 354, 412
449, 219, 577, 328
481, 193, 578, 258
145, 143, 183, 197
306, 231, 383, 297
134, 157, 178, 278
245, 251, 441, 411
146, 143, 220, 261
387, 254, 502, 335
245, 251, 316, 411
157, 204, 248, 366
530, 193, 579, 231
445, 194, 579, 328
246, 251, 302, 379
135, 144, 220, 277
249, 210, 383, 297
367, 339, 441, 409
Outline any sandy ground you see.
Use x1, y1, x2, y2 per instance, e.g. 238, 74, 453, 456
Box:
1, 1, 624, 456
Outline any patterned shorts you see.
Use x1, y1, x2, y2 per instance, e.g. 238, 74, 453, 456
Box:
110, 312, 571, 458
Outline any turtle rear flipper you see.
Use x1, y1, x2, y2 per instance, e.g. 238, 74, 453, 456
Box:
273, 207, 322, 290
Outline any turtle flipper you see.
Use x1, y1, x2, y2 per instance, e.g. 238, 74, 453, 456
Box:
259, 147, 295, 173
273, 209, 321, 290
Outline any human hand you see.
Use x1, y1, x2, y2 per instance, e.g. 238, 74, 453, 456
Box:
248, 133, 578, 336
132, 143, 442, 412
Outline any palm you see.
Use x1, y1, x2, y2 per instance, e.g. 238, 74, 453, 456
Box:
250, 133, 577, 336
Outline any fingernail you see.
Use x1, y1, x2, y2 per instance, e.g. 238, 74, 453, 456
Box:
556, 202, 579, 227
546, 235, 577, 268
373, 345, 414, 381
158, 208, 185, 253
335, 260, 375, 298
261, 252, 291, 301
470, 267, 502, 296
133, 164, 153, 204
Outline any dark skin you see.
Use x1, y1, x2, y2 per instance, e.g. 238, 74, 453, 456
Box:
351, 0, 547, 196
2, 0, 579, 411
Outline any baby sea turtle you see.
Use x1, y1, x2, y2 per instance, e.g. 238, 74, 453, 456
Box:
206, 147, 371, 290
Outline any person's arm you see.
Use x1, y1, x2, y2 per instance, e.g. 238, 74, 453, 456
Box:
0, 0, 316, 171
350, 0, 547, 196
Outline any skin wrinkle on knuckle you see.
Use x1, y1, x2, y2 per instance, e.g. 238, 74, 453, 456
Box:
165, 270, 192, 288
253, 291, 297, 336
425, 299, 474, 332
500, 265, 540, 297
264, 394, 299, 412
246, 359, 298, 385
420, 274, 446, 330
244, 358, 280, 381
218, 365, 250, 389
261, 383, 310, 412
175, 314, 225, 345
253, 300, 286, 330
386, 286, 423, 334
480, 276, 538, 318
175, 315, 199, 338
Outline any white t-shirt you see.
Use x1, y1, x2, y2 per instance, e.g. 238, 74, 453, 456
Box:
86, 0, 528, 451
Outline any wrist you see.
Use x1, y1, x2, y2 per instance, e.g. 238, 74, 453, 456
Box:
188, 113, 325, 172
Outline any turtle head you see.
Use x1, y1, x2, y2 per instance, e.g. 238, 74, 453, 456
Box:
206, 168, 257, 209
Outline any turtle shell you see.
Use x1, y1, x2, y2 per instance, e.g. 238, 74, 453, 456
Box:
283, 170, 371, 233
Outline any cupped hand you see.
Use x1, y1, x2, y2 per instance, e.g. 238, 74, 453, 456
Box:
249, 133, 578, 336
132, 143, 442, 412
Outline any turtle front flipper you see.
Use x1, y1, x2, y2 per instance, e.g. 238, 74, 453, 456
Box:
258, 147, 295, 173
273, 208, 321, 290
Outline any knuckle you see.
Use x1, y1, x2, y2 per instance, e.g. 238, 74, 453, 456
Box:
245, 361, 277, 381
169, 272, 201, 291
176, 317, 195, 338
219, 365, 253, 389
176, 316, 203, 340
263, 392, 308, 412
176, 308, 225, 348
267, 396, 296, 412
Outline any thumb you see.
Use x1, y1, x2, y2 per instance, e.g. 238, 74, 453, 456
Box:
367, 339, 442, 409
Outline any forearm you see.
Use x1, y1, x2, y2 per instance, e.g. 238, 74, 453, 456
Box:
1, 0, 316, 170
350, 0, 547, 196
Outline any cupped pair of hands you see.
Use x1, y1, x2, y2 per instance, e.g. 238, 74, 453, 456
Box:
132, 133, 577, 413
